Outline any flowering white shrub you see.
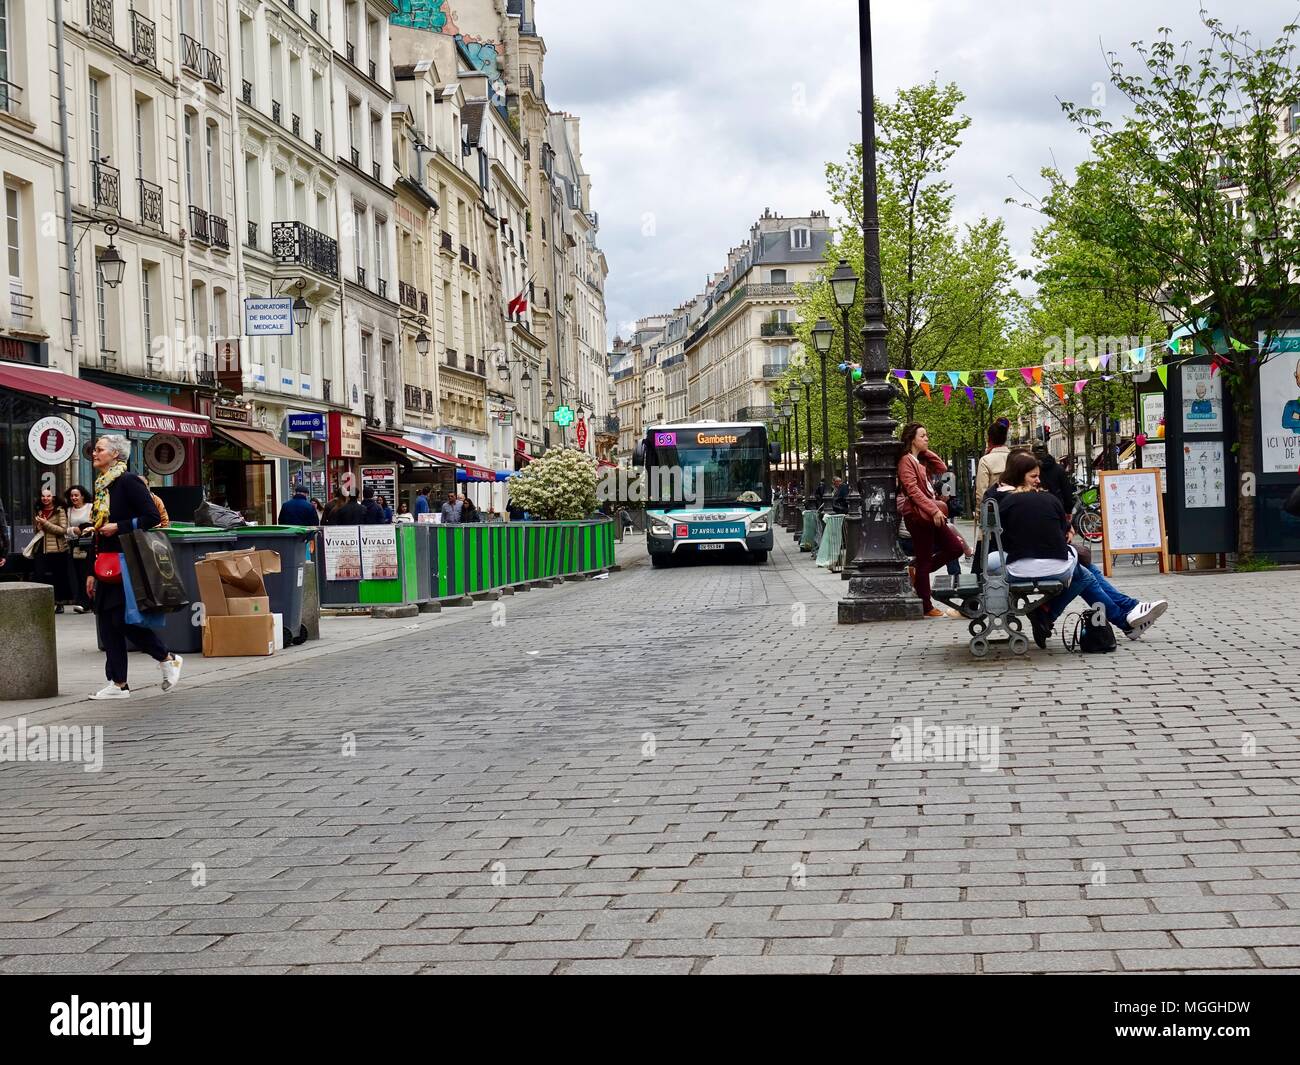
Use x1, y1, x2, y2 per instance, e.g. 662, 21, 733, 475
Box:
507, 447, 598, 520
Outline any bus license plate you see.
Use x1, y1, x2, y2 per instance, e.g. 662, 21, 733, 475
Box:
696, 543, 725, 551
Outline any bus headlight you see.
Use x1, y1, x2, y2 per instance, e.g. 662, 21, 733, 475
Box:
649, 519, 672, 537
749, 520, 768, 533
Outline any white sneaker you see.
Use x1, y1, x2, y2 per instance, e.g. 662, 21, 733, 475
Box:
1125, 600, 1168, 639
160, 654, 183, 692
90, 683, 129, 700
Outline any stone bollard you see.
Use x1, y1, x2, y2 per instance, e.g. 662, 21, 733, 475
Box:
301, 561, 321, 641
0, 583, 59, 700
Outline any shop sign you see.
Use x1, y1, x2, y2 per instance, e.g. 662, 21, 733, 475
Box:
328, 412, 362, 457
288, 411, 326, 434
360, 464, 398, 509
0, 337, 48, 367
28, 416, 77, 464
144, 434, 186, 476
213, 402, 253, 427
576, 417, 588, 450
243, 297, 295, 336
99, 409, 210, 438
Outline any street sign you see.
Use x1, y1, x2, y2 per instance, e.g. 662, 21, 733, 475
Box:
553, 405, 575, 427
576, 417, 588, 449
288, 411, 326, 434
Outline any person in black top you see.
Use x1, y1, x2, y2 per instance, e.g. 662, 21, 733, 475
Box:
1032, 443, 1076, 513
328, 494, 367, 525
360, 487, 385, 524
87, 435, 183, 700
988, 453, 1166, 647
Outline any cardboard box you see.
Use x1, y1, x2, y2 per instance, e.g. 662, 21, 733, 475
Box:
194, 548, 281, 617
227, 595, 271, 616
272, 613, 284, 651
201, 614, 276, 657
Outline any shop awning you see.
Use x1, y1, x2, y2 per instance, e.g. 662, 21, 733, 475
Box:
214, 425, 306, 462
461, 460, 496, 480
0, 362, 211, 437
366, 431, 459, 467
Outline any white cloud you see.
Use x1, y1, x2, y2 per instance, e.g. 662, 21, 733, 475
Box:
537, 0, 1300, 338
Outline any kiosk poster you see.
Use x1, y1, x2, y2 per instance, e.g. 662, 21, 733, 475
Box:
1259, 353, 1300, 473
1183, 441, 1226, 509
359, 526, 399, 579
323, 526, 362, 581
1181, 365, 1224, 433
1100, 471, 1162, 551
1140, 393, 1165, 439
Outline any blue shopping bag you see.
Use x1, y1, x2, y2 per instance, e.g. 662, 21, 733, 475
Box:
121, 555, 166, 629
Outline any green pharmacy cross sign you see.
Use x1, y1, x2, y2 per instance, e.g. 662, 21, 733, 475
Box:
552, 405, 575, 427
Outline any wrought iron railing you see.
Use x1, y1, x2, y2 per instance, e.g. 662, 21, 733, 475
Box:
349, 146, 360, 167
271, 221, 339, 279
364, 393, 375, 420
356, 266, 366, 287
445, 349, 458, 368
247, 221, 258, 248
385, 399, 395, 425
762, 363, 789, 379
272, 100, 282, 125
92, 161, 120, 213
440, 230, 453, 252
371, 161, 381, 182
137, 178, 163, 230
241, 79, 253, 105
210, 214, 230, 250
346, 42, 355, 65
760, 321, 796, 337
459, 245, 469, 264
314, 129, 323, 151
322, 379, 332, 403
0, 80, 19, 117
203, 48, 223, 89
188, 205, 210, 244
419, 291, 429, 315
180, 33, 204, 77
399, 281, 418, 309
368, 60, 377, 81
130, 10, 156, 66
376, 278, 387, 299
292, 114, 301, 136
87, 0, 114, 41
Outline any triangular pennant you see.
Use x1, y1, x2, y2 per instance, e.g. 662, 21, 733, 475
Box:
1020, 367, 1035, 387
1100, 353, 1111, 369
1087, 356, 1100, 372
1230, 337, 1249, 352
923, 370, 938, 386
1102, 374, 1114, 381
996, 368, 1007, 382
893, 369, 907, 379
942, 384, 953, 405
984, 370, 998, 387
1054, 383, 1067, 404
899, 376, 911, 394
1156, 365, 1169, 388
910, 369, 925, 384
1008, 387, 1020, 404
920, 381, 932, 399
1064, 356, 1076, 368
958, 371, 971, 386
1032, 366, 1043, 384
964, 386, 975, 404
1074, 379, 1088, 393
947, 371, 962, 388
1167, 338, 1181, 355
984, 387, 995, 407
1133, 346, 1146, 363
1032, 385, 1045, 399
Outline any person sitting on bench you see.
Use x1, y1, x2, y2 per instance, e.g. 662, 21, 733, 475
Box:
987, 453, 1167, 648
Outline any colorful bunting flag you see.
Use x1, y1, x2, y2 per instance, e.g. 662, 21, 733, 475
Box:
964, 386, 975, 404
1032, 367, 1043, 385
899, 377, 911, 394
1008, 387, 1020, 404
1133, 346, 1146, 363
958, 371, 971, 386
984, 387, 995, 407
1087, 356, 1100, 372
1032, 385, 1045, 400
1054, 383, 1067, 404
941, 384, 953, 405
985, 370, 998, 387
1020, 367, 1035, 387
920, 381, 932, 399
1168, 338, 1181, 355
923, 370, 938, 386
893, 369, 907, 379
1074, 379, 1087, 393
1156, 365, 1168, 388
996, 369, 1007, 382
910, 369, 925, 384
1064, 356, 1076, 368
947, 371, 962, 388
1100, 354, 1111, 369
1230, 338, 1249, 352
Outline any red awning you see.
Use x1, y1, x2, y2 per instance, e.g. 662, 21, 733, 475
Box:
462, 460, 495, 480
366, 431, 458, 466
0, 362, 211, 438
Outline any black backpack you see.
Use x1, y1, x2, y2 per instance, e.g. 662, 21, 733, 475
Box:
1064, 610, 1117, 654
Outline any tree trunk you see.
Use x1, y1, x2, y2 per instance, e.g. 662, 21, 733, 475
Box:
1234, 382, 1257, 558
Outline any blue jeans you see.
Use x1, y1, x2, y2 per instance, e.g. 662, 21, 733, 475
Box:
987, 553, 1135, 630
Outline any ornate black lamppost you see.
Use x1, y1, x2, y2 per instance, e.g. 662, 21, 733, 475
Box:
801, 370, 814, 497
810, 318, 834, 494
839, 0, 920, 622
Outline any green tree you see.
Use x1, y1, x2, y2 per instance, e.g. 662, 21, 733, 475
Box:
1051, 10, 1300, 555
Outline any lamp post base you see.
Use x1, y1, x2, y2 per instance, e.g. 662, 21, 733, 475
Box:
837, 568, 921, 623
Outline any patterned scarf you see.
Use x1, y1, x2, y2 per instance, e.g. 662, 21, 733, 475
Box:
92, 461, 127, 530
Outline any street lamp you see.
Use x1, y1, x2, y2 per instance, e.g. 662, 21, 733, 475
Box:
810, 318, 834, 491
780, 399, 794, 483
831, 259, 860, 487
801, 369, 815, 497
790, 392, 801, 495
839, 0, 920, 622
415, 329, 430, 356
96, 221, 126, 289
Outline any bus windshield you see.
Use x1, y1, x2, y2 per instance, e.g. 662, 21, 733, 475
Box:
645, 426, 770, 506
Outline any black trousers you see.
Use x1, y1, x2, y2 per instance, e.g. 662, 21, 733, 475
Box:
34, 549, 72, 602
94, 581, 170, 685
69, 553, 93, 608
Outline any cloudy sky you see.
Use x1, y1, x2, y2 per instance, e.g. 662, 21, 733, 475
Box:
537, 0, 1300, 340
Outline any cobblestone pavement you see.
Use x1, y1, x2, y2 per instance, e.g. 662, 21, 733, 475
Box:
2, 531, 1299, 974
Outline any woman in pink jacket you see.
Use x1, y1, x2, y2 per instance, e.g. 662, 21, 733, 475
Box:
897, 422, 967, 617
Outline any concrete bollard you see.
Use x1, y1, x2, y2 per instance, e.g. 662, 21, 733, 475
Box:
371, 604, 419, 619
301, 561, 321, 641
0, 583, 59, 700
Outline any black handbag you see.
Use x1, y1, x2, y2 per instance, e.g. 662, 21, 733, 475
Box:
121, 528, 189, 613
1065, 611, 1117, 654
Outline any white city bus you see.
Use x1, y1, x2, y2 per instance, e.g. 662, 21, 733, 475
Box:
632, 422, 781, 568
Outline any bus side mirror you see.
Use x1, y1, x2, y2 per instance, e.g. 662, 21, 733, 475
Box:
769, 442, 782, 464
632, 442, 646, 467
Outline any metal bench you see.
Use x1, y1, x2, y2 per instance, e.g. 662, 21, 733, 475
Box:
929, 498, 1065, 657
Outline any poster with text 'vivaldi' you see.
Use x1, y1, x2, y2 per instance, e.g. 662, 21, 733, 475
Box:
322, 526, 362, 582
359, 526, 399, 580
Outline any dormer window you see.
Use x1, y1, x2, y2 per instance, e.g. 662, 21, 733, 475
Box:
790, 227, 810, 250
770, 269, 787, 284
